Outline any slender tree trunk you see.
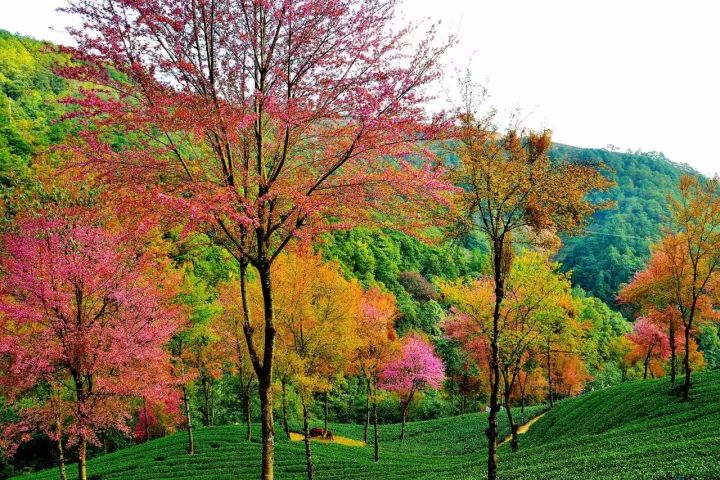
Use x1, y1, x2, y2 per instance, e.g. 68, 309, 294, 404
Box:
323, 391, 329, 435
683, 323, 692, 401
73, 377, 89, 480
201, 371, 212, 427
245, 378, 253, 441
55, 418, 67, 480
400, 400, 408, 440
546, 339, 554, 408
238, 259, 277, 479
364, 379, 370, 443
301, 399, 314, 480
281, 380, 290, 439
643, 341, 656, 380
210, 381, 215, 427
259, 377, 275, 480
373, 400, 379, 462
669, 318, 677, 384
236, 310, 253, 441
182, 385, 195, 454
77, 439, 87, 480
486, 242, 504, 480
143, 397, 150, 442
504, 391, 519, 452
257, 260, 277, 480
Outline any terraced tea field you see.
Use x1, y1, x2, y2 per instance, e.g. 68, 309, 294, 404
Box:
20, 371, 720, 479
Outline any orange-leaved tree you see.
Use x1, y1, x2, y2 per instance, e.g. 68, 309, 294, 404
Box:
664, 175, 720, 400
449, 81, 611, 478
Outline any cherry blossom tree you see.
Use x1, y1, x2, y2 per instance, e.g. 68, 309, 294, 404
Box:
0, 213, 181, 480
627, 317, 671, 380
378, 334, 444, 440
59, 2, 454, 476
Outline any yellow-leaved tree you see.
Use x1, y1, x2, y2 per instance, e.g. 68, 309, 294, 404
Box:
449, 76, 612, 480
272, 252, 362, 480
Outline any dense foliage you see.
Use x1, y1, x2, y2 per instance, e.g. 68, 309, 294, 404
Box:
553, 144, 692, 305
1, 22, 719, 480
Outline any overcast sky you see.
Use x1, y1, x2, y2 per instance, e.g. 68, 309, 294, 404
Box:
3, 0, 719, 176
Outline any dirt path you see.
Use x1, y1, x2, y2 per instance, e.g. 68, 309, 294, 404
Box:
288, 432, 366, 447
498, 412, 546, 447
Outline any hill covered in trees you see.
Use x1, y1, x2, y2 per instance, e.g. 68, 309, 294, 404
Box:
552, 144, 694, 306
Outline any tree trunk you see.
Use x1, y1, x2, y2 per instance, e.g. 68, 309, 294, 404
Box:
200, 371, 212, 427
546, 340, 554, 408
236, 306, 253, 441
400, 400, 408, 440
240, 258, 277, 479
77, 439, 87, 480
643, 341, 656, 380
259, 377, 275, 480
302, 399, 314, 480
281, 380, 290, 440
364, 379, 370, 443
210, 381, 215, 427
669, 318, 677, 384
373, 400, 379, 462
504, 391, 519, 452
323, 391, 329, 435
683, 323, 692, 401
245, 377, 253, 441
486, 241, 504, 480
55, 418, 67, 480
257, 259, 277, 480
143, 397, 150, 442
182, 384, 195, 454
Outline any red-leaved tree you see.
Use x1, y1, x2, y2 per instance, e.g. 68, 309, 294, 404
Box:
0, 213, 181, 480
378, 334, 444, 440
59, 2, 453, 476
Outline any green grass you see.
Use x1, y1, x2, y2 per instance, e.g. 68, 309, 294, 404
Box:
19, 371, 720, 479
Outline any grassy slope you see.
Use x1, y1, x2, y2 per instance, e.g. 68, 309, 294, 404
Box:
20, 371, 720, 480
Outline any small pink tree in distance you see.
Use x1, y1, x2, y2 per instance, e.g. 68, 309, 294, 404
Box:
627, 317, 671, 380
0, 212, 182, 480
379, 334, 445, 439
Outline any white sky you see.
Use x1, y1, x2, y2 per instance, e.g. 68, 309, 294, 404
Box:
3, 0, 719, 176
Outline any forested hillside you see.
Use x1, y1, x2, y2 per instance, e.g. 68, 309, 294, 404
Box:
0, 30, 73, 215
553, 144, 693, 305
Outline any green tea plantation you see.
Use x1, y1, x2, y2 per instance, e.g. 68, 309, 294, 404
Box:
19, 371, 720, 480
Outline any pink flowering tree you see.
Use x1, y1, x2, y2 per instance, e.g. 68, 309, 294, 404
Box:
379, 334, 445, 439
627, 317, 671, 380
0, 213, 181, 480
58, 2, 455, 476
